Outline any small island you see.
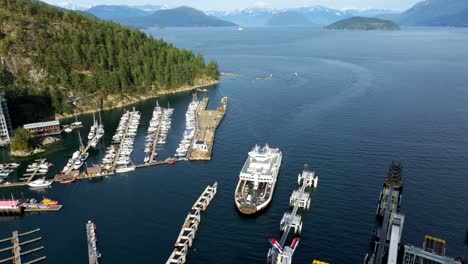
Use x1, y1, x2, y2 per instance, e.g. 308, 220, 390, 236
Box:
324, 17, 400, 31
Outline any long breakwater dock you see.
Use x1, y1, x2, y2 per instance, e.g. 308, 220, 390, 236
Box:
86, 220, 101, 264
267, 165, 318, 264
166, 182, 217, 264
188, 97, 228, 161
0, 159, 49, 189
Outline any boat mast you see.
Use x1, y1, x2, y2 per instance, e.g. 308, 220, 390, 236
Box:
93, 112, 96, 126
77, 130, 84, 151
98, 111, 103, 126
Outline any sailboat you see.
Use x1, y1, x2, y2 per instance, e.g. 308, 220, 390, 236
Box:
96, 111, 104, 140
88, 112, 98, 140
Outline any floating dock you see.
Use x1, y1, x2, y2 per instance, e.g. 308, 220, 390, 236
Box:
23, 204, 63, 212
267, 165, 318, 264
86, 220, 101, 264
166, 182, 217, 264
188, 97, 228, 161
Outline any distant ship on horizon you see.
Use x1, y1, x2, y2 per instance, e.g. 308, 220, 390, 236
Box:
234, 144, 282, 215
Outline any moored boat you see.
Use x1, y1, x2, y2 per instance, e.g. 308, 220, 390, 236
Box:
41, 198, 59, 205
60, 177, 76, 184
27, 178, 53, 188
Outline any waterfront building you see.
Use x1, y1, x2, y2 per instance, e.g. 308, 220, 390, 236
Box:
23, 120, 61, 137
0, 93, 13, 146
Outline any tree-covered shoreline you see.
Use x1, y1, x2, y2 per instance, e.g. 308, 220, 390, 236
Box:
0, 0, 219, 122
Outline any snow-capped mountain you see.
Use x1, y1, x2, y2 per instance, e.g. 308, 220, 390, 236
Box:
208, 6, 398, 26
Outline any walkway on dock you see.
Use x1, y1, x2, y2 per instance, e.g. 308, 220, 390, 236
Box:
189, 97, 228, 161
166, 182, 217, 264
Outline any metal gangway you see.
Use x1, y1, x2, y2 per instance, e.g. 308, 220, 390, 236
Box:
267, 165, 319, 264
402, 245, 462, 264
166, 182, 217, 264
0, 228, 46, 264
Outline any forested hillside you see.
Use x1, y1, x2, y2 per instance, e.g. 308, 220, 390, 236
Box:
0, 0, 219, 119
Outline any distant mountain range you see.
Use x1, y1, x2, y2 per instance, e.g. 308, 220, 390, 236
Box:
120, 6, 237, 28
381, 0, 468, 27
64, 0, 468, 28
86, 5, 151, 21
208, 7, 398, 26
266, 11, 312, 26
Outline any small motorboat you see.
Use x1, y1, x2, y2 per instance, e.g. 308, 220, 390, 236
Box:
72, 151, 80, 160
41, 198, 59, 205
27, 178, 52, 188
60, 177, 76, 184
115, 166, 136, 173
9, 163, 20, 168
167, 158, 176, 165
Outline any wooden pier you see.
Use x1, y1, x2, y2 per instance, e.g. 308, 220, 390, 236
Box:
0, 229, 46, 264
166, 182, 217, 264
0, 159, 48, 189
188, 97, 228, 161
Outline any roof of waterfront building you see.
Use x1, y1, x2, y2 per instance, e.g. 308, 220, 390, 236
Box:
23, 120, 60, 129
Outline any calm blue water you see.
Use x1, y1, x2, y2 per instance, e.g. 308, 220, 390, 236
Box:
1, 26, 467, 263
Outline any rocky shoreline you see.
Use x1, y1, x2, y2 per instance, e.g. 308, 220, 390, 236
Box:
10, 148, 45, 157
56, 79, 220, 120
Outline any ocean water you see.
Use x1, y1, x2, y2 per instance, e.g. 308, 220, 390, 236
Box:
1, 26, 467, 263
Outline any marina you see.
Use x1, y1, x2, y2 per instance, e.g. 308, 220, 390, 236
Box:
1, 95, 229, 187
166, 182, 217, 264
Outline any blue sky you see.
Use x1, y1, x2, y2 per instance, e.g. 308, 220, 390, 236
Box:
44, 0, 422, 11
